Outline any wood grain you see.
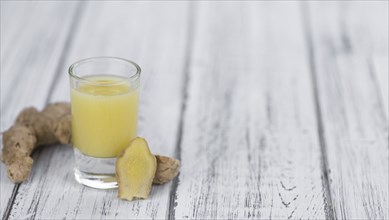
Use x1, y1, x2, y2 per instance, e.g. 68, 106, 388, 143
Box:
0, 1, 79, 218
305, 1, 389, 219
6, 1, 191, 219
1, 1, 387, 219
172, 2, 327, 219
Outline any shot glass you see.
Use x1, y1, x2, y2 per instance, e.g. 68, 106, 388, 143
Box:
68, 57, 141, 189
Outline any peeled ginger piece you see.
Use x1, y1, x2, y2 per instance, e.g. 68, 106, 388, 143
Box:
116, 137, 157, 201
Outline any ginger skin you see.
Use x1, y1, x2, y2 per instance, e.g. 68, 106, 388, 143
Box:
1, 103, 180, 186
154, 155, 180, 184
1, 103, 71, 183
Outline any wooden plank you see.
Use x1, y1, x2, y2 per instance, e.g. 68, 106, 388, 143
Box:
306, 1, 389, 219
7, 1, 191, 219
372, 55, 389, 118
0, 1, 79, 218
340, 1, 389, 118
172, 2, 327, 219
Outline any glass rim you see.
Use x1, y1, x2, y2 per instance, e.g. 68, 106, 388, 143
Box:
68, 56, 141, 86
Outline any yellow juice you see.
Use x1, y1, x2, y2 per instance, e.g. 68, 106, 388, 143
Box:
71, 75, 139, 158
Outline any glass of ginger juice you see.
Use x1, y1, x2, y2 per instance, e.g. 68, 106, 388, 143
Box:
69, 57, 141, 189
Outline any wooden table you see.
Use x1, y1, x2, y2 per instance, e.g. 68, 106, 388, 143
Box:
1, 1, 388, 219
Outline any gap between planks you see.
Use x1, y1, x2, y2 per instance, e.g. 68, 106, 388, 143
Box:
300, 2, 335, 220
1, 2, 86, 220
167, 2, 197, 220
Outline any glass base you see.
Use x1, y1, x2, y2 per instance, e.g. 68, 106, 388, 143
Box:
74, 168, 118, 189
73, 148, 118, 189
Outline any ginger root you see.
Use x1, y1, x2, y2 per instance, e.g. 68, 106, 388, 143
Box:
116, 137, 157, 201
1, 103, 180, 187
116, 138, 180, 201
154, 155, 180, 184
1, 103, 71, 183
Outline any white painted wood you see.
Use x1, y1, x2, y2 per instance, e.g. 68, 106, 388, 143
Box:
2, 1, 387, 219
8, 2, 190, 219
340, 1, 389, 118
0, 1, 78, 218
372, 55, 389, 118
173, 2, 327, 219
307, 1, 388, 219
